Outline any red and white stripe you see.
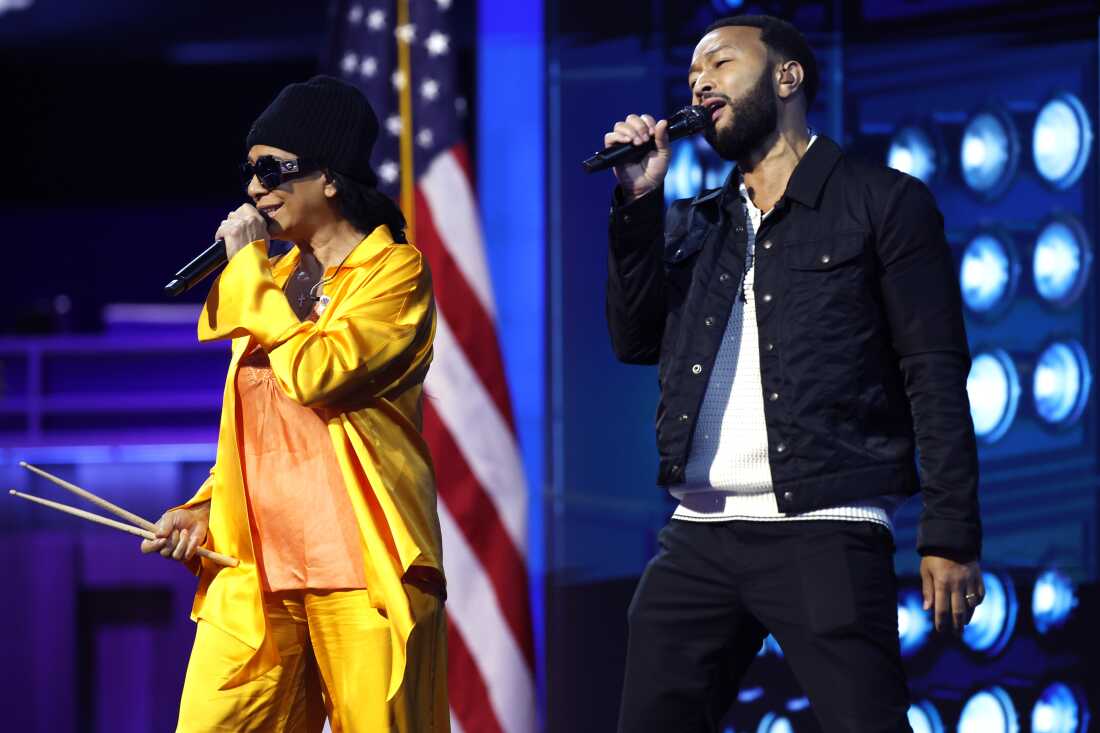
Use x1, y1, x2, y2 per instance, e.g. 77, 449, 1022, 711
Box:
419, 143, 536, 733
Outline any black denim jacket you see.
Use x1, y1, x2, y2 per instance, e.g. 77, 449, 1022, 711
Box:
605, 136, 981, 559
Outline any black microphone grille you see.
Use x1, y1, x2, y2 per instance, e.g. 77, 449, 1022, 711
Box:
668, 105, 710, 136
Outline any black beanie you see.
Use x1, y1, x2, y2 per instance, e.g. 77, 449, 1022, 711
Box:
246, 75, 379, 187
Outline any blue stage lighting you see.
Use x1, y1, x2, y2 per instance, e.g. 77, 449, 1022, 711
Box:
960, 232, 1018, 315
711, 0, 745, 10
962, 572, 1018, 656
755, 713, 794, 733
907, 701, 945, 733
1032, 217, 1092, 307
1031, 682, 1088, 733
897, 589, 931, 657
1033, 340, 1092, 428
959, 687, 1019, 733
665, 141, 702, 205
960, 107, 1019, 198
1032, 93, 1093, 190
756, 634, 784, 658
704, 160, 735, 191
888, 125, 938, 184
1032, 569, 1078, 634
967, 350, 1021, 443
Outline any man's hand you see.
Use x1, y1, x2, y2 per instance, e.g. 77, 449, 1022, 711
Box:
604, 114, 672, 202
216, 204, 270, 260
140, 501, 211, 563
920, 554, 985, 634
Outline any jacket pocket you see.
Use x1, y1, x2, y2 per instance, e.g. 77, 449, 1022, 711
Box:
783, 231, 867, 271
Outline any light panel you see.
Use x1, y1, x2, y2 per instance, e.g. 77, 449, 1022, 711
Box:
958, 687, 1020, 733
960, 107, 1019, 198
962, 571, 1018, 656
960, 232, 1018, 316
967, 350, 1021, 443
907, 701, 945, 733
897, 589, 931, 657
1032, 93, 1093, 189
755, 713, 794, 733
665, 140, 702, 205
1031, 682, 1087, 733
1031, 569, 1078, 634
888, 124, 939, 184
1032, 340, 1092, 428
1032, 217, 1092, 308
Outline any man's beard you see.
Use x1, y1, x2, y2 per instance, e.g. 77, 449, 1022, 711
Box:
703, 67, 778, 162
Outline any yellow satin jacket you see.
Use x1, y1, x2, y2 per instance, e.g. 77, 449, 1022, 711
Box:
180, 224, 442, 699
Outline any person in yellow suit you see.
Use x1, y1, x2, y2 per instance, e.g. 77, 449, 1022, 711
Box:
140, 76, 448, 733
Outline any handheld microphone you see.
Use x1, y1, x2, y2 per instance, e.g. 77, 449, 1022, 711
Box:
163, 208, 273, 297
163, 240, 227, 297
582, 105, 710, 174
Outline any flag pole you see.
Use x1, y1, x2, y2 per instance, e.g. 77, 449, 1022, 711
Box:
397, 0, 416, 243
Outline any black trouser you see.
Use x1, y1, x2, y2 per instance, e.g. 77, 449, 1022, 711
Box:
617, 519, 913, 733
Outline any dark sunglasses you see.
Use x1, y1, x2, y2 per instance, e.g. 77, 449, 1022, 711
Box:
240, 155, 320, 190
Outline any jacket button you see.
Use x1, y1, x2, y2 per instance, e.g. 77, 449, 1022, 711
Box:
761, 293, 773, 303
775, 442, 787, 454
679, 413, 690, 422
704, 316, 715, 327
675, 248, 683, 257
671, 464, 680, 473
783, 491, 794, 502
820, 254, 831, 264
718, 272, 731, 283
766, 342, 775, 352
768, 392, 779, 401
691, 363, 703, 375
762, 240, 773, 250
623, 214, 632, 224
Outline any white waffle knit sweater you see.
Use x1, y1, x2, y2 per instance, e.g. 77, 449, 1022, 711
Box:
672, 144, 901, 528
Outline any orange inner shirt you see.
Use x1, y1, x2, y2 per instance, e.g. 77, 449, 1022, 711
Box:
236, 340, 368, 593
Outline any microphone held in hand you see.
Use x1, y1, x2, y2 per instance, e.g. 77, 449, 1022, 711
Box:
163, 207, 273, 297
163, 240, 227, 297
582, 105, 710, 173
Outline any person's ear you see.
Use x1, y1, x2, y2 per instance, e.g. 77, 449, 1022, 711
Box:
777, 60, 804, 101
323, 172, 340, 199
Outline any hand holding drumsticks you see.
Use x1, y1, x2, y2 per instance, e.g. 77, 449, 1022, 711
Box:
11, 462, 237, 568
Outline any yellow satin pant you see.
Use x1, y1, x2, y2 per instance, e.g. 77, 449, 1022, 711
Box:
176, 586, 448, 733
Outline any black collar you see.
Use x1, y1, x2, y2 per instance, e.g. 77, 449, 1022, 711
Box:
688, 135, 843, 211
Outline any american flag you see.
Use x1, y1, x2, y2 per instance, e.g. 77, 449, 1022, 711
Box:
325, 3, 537, 733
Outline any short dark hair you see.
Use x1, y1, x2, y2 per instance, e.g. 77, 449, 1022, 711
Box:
329, 171, 408, 244
704, 15, 820, 108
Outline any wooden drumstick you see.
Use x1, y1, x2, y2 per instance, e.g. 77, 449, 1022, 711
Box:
9, 490, 239, 568
20, 461, 156, 531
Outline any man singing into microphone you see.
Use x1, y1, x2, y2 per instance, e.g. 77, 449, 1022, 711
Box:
140, 76, 447, 732
603, 15, 983, 732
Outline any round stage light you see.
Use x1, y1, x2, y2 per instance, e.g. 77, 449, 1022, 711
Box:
960, 107, 1019, 198
907, 701, 945, 733
664, 140, 703, 205
1032, 569, 1078, 634
1033, 340, 1092, 428
963, 572, 1018, 656
897, 589, 931, 657
1033, 93, 1093, 189
967, 350, 1021, 443
1032, 217, 1092, 307
959, 687, 1020, 733
960, 232, 1018, 316
1031, 682, 1087, 733
888, 125, 940, 184
755, 713, 794, 733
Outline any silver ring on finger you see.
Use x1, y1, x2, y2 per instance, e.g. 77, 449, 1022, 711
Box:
965, 592, 981, 605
